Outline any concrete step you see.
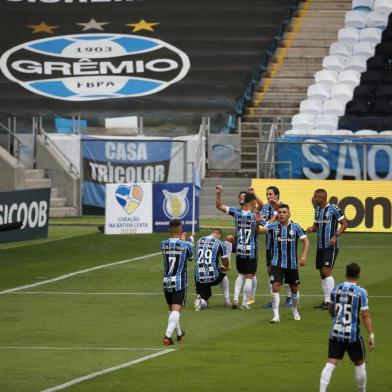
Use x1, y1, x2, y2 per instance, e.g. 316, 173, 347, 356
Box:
303, 2, 351, 10
202, 177, 251, 187
24, 169, 45, 180
245, 107, 298, 116
278, 56, 324, 64
303, 10, 348, 18
49, 206, 78, 218
261, 77, 313, 88
296, 25, 344, 33
292, 17, 344, 25
256, 92, 307, 101
251, 100, 300, 108
277, 47, 329, 57
241, 161, 258, 170
281, 40, 332, 48
241, 145, 257, 154
268, 63, 322, 72
50, 197, 67, 208
265, 70, 316, 78
51, 188, 59, 198
284, 32, 338, 41
24, 178, 52, 189
205, 170, 256, 178
257, 85, 308, 92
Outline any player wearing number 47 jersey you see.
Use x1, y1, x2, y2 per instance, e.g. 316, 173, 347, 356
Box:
320, 263, 375, 392
160, 220, 193, 345
194, 228, 231, 311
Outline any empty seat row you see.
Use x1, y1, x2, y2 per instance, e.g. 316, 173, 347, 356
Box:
345, 10, 389, 29
338, 27, 382, 44
300, 99, 350, 116
347, 98, 392, 115
352, 0, 392, 13
308, 83, 356, 102
284, 128, 391, 136
330, 40, 376, 58
339, 114, 392, 130
292, 114, 339, 131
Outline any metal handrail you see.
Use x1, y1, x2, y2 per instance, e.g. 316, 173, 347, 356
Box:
39, 126, 80, 176
0, 121, 22, 145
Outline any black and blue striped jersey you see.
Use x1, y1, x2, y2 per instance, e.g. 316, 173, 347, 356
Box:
328, 282, 369, 343
161, 238, 193, 292
267, 221, 307, 269
260, 202, 278, 251
227, 207, 258, 259
314, 203, 345, 249
195, 236, 227, 283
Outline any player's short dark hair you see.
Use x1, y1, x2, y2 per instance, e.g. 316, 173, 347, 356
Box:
267, 186, 280, 198
346, 263, 361, 279
238, 190, 247, 198
278, 203, 290, 210
315, 188, 327, 197
244, 192, 256, 204
210, 227, 222, 236
169, 219, 182, 230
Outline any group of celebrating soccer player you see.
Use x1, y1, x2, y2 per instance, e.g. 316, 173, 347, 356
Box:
160, 185, 375, 392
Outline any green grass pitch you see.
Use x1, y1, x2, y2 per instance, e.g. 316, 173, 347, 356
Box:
0, 220, 391, 391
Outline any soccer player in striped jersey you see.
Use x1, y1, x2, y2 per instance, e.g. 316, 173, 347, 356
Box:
307, 189, 348, 310
320, 263, 375, 392
194, 228, 231, 310
260, 186, 293, 309
161, 219, 193, 345
259, 203, 309, 323
216, 185, 261, 309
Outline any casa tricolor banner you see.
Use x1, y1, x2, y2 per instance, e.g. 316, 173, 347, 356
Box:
0, 0, 291, 128
105, 183, 199, 234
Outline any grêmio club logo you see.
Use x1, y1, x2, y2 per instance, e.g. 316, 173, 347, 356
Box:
0, 34, 190, 101
329, 196, 391, 229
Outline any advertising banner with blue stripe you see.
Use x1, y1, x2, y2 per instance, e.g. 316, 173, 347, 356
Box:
277, 137, 392, 180
153, 183, 199, 233
82, 136, 173, 211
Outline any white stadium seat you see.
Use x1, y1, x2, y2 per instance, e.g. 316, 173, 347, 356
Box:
323, 55, 347, 71
345, 10, 368, 28
330, 41, 354, 57
322, 99, 348, 116
366, 11, 388, 28
352, 41, 376, 58
291, 114, 315, 131
315, 70, 338, 86
379, 130, 392, 136
359, 27, 382, 44
352, 0, 374, 12
307, 129, 332, 136
355, 129, 379, 135
300, 99, 323, 115
331, 83, 355, 101
307, 83, 331, 101
338, 27, 360, 44
345, 54, 368, 72
374, 0, 392, 13
334, 129, 354, 135
314, 114, 339, 131
338, 69, 361, 87
284, 129, 309, 136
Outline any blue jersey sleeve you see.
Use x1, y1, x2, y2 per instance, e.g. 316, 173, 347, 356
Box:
295, 224, 307, 239
328, 286, 337, 304
228, 207, 240, 216
359, 288, 369, 310
219, 241, 228, 258
332, 205, 345, 221
187, 242, 193, 259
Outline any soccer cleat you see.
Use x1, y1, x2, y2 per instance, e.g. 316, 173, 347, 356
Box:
314, 302, 327, 309
162, 335, 174, 345
270, 316, 280, 324
194, 295, 202, 311
240, 303, 251, 310
321, 303, 329, 311
224, 300, 232, 308
232, 300, 239, 309
284, 297, 293, 307
176, 329, 185, 342
247, 296, 256, 305
262, 301, 272, 308
292, 310, 301, 321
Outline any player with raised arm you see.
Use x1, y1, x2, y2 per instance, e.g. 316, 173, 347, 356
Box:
307, 189, 348, 310
319, 263, 375, 392
216, 185, 261, 309
194, 228, 231, 310
259, 203, 309, 323
260, 186, 293, 309
161, 219, 193, 345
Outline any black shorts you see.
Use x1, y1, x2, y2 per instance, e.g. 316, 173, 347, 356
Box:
316, 248, 339, 270
266, 248, 272, 267
195, 271, 226, 301
164, 288, 187, 307
270, 265, 300, 286
328, 337, 366, 362
236, 256, 257, 275
232, 236, 237, 254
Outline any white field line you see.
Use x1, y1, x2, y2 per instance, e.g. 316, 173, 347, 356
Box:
7, 291, 392, 299
0, 252, 161, 295
40, 349, 175, 392
0, 346, 165, 351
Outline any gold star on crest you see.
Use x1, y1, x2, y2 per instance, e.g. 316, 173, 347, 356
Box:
27, 22, 60, 34
126, 19, 159, 32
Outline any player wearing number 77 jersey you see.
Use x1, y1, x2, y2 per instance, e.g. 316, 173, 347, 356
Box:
160, 219, 193, 345
320, 263, 375, 392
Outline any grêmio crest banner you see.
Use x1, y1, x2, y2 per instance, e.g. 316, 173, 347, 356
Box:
0, 0, 291, 127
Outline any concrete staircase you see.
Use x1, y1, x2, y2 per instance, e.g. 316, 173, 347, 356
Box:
240, 0, 351, 172
24, 169, 77, 218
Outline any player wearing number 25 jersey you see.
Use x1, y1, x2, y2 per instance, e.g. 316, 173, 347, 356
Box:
320, 263, 375, 392
160, 220, 193, 346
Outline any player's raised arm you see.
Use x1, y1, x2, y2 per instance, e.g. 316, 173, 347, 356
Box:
248, 187, 264, 210
215, 184, 228, 213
